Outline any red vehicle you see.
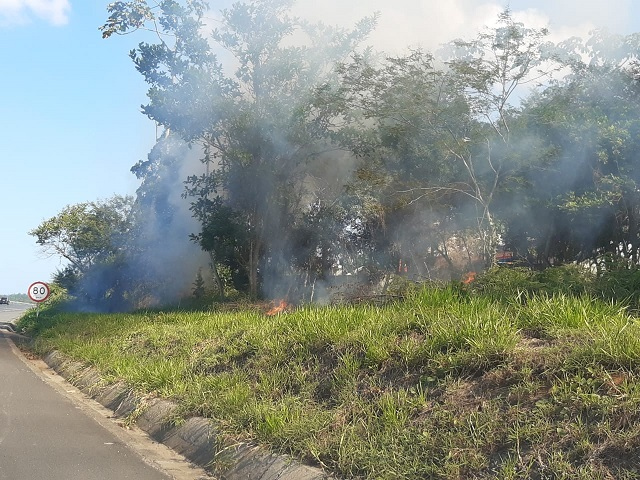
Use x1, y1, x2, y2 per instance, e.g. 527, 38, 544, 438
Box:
495, 251, 516, 265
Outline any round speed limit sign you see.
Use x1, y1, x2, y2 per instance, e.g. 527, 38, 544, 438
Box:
28, 282, 50, 303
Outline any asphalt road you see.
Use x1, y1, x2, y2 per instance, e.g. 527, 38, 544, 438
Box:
0, 303, 213, 480
0, 301, 31, 326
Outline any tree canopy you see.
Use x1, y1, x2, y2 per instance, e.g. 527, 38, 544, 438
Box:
35, 1, 640, 308
30, 195, 133, 275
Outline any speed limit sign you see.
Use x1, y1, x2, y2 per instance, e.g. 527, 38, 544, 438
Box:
28, 282, 50, 303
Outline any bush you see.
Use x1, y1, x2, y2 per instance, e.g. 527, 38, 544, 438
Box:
593, 267, 640, 309
468, 264, 594, 301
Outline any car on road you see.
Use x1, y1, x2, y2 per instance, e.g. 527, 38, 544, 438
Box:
0, 297, 9, 304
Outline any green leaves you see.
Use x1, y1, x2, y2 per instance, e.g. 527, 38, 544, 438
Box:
29, 195, 134, 274
99, 1, 640, 296
100, 0, 155, 38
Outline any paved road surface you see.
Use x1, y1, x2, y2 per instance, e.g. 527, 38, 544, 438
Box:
0, 301, 31, 327
0, 304, 212, 480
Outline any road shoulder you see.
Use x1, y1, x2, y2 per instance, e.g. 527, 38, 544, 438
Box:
2, 333, 215, 480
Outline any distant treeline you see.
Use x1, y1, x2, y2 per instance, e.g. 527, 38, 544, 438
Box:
3, 294, 32, 302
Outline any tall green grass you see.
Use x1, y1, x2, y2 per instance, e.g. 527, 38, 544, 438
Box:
18, 270, 640, 479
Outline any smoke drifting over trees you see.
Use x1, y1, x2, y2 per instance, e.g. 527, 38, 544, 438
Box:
32, 0, 640, 309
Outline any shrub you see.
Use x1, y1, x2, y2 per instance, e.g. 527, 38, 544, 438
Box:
469, 265, 593, 301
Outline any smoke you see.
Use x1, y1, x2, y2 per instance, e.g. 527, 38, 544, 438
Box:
291, 0, 637, 54
79, 0, 637, 309
64, 134, 213, 312
126, 135, 211, 306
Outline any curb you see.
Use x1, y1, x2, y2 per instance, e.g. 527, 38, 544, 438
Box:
42, 351, 335, 480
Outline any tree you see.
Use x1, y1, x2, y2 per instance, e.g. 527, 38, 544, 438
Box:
102, 2, 640, 293
437, 9, 557, 265
192, 268, 206, 298
505, 30, 640, 267
30, 195, 134, 275
322, 49, 477, 277
102, 0, 376, 298
30, 196, 136, 308
317, 10, 556, 276
185, 192, 250, 295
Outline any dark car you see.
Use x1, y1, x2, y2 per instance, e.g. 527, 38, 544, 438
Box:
0, 297, 8, 305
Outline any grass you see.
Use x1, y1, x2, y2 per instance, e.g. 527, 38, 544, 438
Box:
16, 267, 640, 479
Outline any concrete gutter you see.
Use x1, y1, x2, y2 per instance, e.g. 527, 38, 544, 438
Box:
42, 351, 335, 480
0, 321, 17, 332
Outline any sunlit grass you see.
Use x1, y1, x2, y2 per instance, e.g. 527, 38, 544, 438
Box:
18, 282, 640, 479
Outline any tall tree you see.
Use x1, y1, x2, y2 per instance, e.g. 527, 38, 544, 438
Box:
30, 196, 135, 306
317, 49, 473, 277
506, 30, 640, 267
318, 10, 557, 275
103, 0, 376, 298
440, 9, 556, 264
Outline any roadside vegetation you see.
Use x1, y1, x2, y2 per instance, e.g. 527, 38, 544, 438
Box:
19, 3, 640, 477
18, 265, 640, 479
31, 2, 640, 313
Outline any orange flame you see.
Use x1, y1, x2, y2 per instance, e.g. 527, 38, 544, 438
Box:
462, 271, 476, 284
265, 299, 290, 316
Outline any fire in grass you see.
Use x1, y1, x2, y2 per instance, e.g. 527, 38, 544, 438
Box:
462, 271, 477, 284
265, 299, 293, 316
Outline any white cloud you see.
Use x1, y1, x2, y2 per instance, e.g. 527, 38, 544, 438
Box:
0, 0, 70, 26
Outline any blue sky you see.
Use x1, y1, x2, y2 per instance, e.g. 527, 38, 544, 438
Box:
1, 0, 639, 295
0, 2, 153, 294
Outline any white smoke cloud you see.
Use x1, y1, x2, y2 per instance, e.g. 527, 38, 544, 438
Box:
0, 0, 70, 26
292, 0, 498, 54
292, 0, 637, 54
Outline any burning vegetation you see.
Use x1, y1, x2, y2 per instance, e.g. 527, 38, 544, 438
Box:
461, 271, 476, 285
29, 1, 640, 311
265, 299, 292, 316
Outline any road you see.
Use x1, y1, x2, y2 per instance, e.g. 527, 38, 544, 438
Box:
0, 301, 31, 329
0, 302, 212, 480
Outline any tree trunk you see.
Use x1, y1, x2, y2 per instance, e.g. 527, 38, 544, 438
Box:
208, 251, 225, 298
627, 197, 639, 265
248, 238, 261, 299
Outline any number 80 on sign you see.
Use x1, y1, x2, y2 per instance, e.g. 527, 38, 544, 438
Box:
28, 282, 50, 302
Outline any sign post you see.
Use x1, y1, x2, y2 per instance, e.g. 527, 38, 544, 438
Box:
28, 282, 50, 317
